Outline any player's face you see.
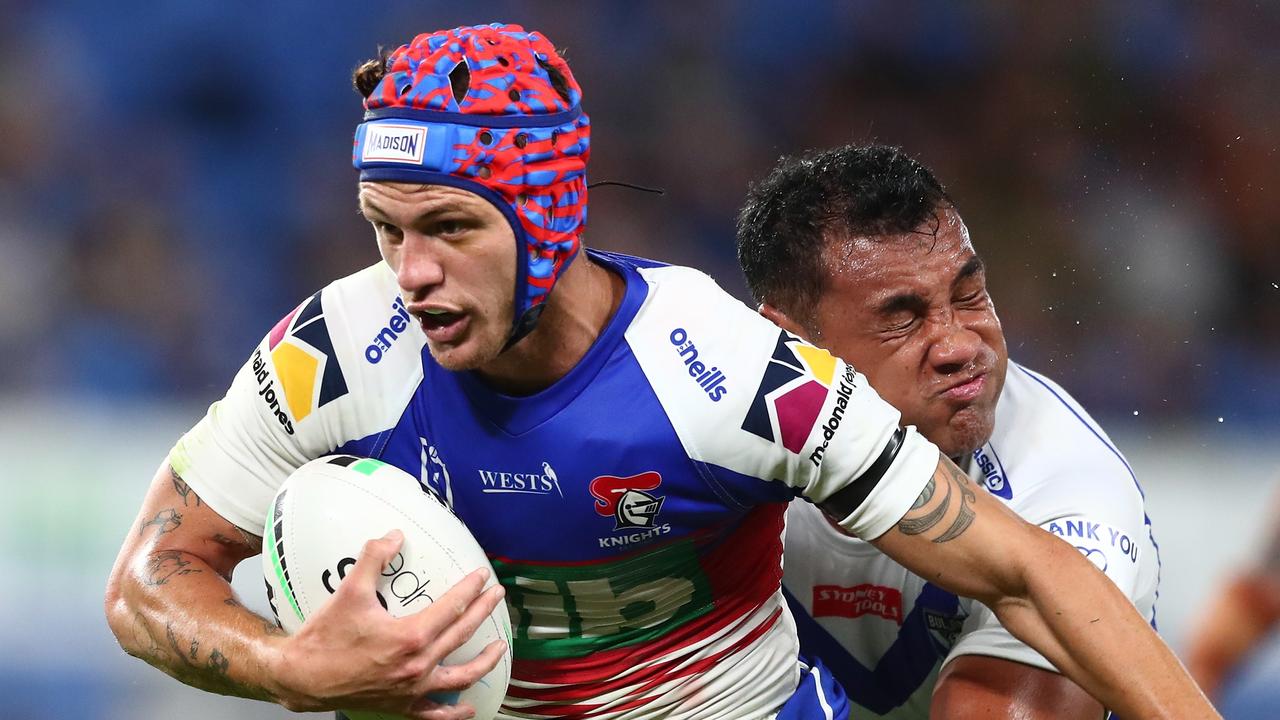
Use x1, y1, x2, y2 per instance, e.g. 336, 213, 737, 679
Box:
808, 209, 1008, 457
359, 182, 515, 371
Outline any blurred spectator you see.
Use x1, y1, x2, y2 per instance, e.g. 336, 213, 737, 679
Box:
1186, 485, 1280, 716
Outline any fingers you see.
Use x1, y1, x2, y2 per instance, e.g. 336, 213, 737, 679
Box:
342, 529, 404, 598
422, 586, 508, 671
406, 567, 493, 639
428, 638, 508, 692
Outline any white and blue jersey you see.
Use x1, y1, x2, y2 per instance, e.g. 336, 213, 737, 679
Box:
170, 250, 940, 719
782, 363, 1159, 719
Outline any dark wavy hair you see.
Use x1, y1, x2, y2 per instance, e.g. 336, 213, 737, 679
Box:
736, 144, 953, 324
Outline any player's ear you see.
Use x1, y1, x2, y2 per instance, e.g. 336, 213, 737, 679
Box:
758, 302, 810, 340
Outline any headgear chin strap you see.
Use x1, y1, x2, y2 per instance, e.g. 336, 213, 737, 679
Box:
352, 23, 591, 347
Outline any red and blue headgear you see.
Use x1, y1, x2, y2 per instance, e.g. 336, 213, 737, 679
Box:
353, 23, 591, 345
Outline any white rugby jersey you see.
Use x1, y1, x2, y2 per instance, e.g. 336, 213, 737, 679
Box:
170, 250, 937, 719
782, 363, 1159, 719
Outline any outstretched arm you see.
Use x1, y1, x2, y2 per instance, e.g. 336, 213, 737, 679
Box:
105, 460, 506, 719
839, 454, 1216, 719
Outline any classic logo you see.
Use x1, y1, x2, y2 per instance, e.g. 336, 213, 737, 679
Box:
812, 583, 903, 623
669, 328, 728, 401
478, 461, 563, 497
365, 296, 413, 364
741, 331, 850, 459
263, 291, 348, 425
361, 123, 428, 164
972, 444, 1012, 499
589, 472, 665, 530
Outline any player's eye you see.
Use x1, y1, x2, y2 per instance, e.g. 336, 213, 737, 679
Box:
956, 288, 987, 307
434, 218, 468, 238
882, 315, 918, 336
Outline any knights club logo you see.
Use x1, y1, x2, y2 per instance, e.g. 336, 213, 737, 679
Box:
266, 291, 348, 422
589, 472, 665, 530
741, 331, 843, 454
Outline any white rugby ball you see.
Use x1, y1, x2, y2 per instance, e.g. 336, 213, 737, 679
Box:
262, 455, 511, 720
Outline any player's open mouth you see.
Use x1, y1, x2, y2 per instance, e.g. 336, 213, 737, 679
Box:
417, 309, 468, 343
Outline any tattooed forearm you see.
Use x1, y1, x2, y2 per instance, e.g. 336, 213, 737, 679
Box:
138, 508, 182, 537
143, 550, 204, 586
207, 648, 230, 676
934, 465, 977, 542
170, 469, 202, 507
899, 478, 952, 535
897, 455, 978, 544
909, 476, 936, 511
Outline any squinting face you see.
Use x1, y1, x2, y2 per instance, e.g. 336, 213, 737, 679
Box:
358, 182, 516, 372
806, 209, 1008, 457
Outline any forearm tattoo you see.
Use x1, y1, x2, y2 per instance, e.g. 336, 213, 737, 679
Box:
142, 550, 204, 587
898, 477, 950, 534
897, 457, 977, 543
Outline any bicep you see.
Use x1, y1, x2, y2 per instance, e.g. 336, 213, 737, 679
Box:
866, 453, 1048, 605
932, 655, 1103, 719
110, 460, 261, 585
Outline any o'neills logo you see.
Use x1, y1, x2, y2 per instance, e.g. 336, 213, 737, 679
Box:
807, 364, 856, 467
361, 124, 428, 164
365, 296, 413, 364
669, 328, 728, 401
252, 347, 294, 435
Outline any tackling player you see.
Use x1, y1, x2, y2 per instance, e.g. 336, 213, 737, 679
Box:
738, 144, 1161, 719
104, 24, 1214, 720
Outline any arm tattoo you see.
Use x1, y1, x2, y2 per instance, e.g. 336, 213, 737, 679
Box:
909, 476, 936, 510
206, 649, 230, 676
897, 457, 978, 544
898, 479, 951, 535
934, 473, 977, 543
170, 469, 203, 507
166, 621, 232, 680
138, 508, 182, 537
165, 622, 190, 665
143, 550, 204, 586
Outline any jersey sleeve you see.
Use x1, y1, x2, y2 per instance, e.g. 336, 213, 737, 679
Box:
169, 264, 424, 534
625, 265, 938, 540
